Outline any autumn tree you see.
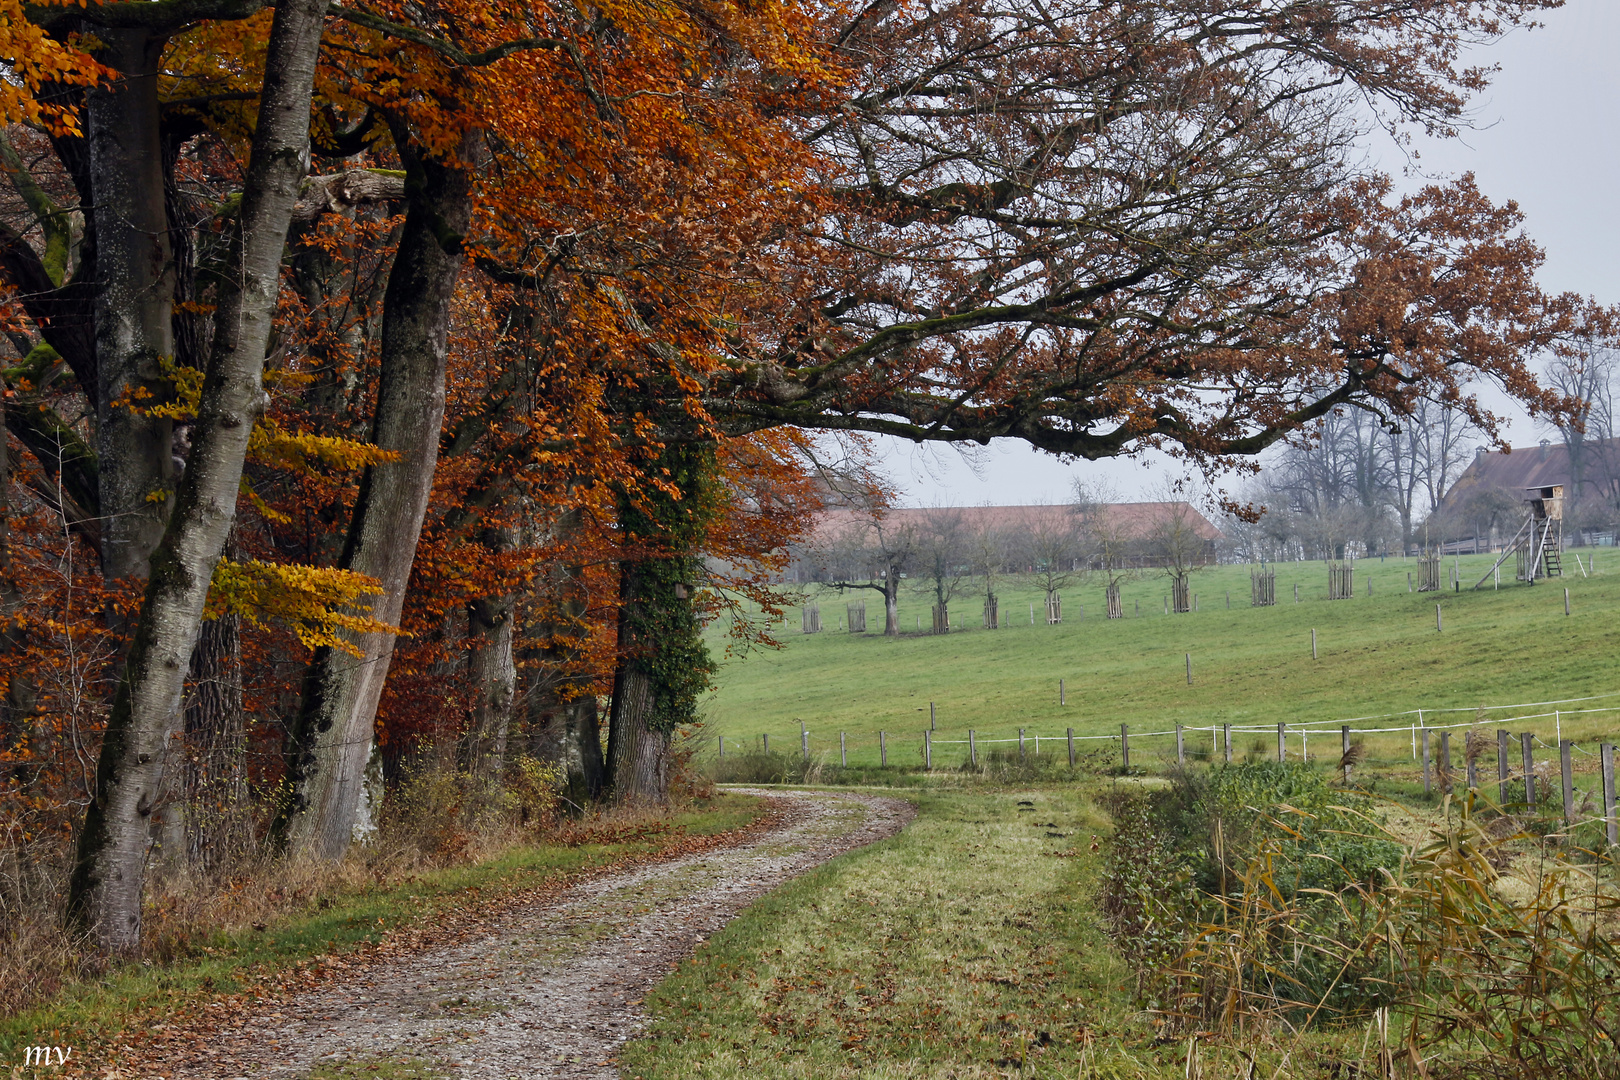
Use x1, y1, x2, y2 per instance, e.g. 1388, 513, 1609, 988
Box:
706, 2, 1585, 482
63, 0, 333, 953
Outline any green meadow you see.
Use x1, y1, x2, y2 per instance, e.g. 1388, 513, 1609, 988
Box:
703, 551, 1620, 772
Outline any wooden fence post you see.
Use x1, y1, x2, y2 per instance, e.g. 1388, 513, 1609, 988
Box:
1518, 732, 1536, 807
802, 729, 810, 762
1436, 604, 1442, 632
1602, 744, 1618, 849
840, 731, 846, 767
718, 735, 725, 760
1311, 628, 1316, 659
1060, 679, 1065, 706
1466, 739, 1478, 792
1294, 582, 1299, 602
1018, 728, 1026, 762
1121, 724, 1130, 769
1422, 729, 1431, 796
879, 731, 886, 767
1224, 724, 1232, 763
929, 701, 936, 730
1565, 588, 1571, 616
1176, 724, 1184, 765
924, 730, 931, 769
1498, 729, 1511, 804
1440, 731, 1452, 795
1342, 725, 1351, 784
1186, 653, 1192, 685
763, 733, 769, 755
1277, 723, 1286, 763
969, 729, 976, 767
1561, 740, 1575, 823
1067, 727, 1075, 767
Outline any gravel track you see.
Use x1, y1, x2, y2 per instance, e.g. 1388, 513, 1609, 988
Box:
177, 790, 911, 1079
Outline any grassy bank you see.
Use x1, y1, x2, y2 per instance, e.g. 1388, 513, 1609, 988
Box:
705, 553, 1620, 772
621, 787, 1228, 1079
0, 794, 768, 1069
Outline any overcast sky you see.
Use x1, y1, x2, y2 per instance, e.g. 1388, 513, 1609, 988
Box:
877, 0, 1620, 509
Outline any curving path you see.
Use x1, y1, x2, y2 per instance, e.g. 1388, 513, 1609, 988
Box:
178, 790, 912, 1079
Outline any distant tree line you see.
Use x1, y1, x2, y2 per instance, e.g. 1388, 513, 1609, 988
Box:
1226, 347, 1620, 561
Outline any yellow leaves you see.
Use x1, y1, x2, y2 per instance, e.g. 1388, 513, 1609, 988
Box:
0, 3, 109, 135
207, 557, 400, 656
248, 419, 401, 472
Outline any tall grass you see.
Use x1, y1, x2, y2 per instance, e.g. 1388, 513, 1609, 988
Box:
1102, 763, 1620, 1077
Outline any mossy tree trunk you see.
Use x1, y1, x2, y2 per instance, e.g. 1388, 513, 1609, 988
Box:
603, 446, 717, 805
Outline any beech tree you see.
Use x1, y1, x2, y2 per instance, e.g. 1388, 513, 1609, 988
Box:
64, 0, 332, 953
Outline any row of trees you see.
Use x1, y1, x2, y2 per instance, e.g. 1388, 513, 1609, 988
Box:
1227, 346, 1620, 562
810, 488, 1216, 634
0, 0, 1601, 954
1227, 399, 1483, 561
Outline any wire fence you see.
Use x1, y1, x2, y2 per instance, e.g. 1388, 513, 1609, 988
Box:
714, 688, 1620, 844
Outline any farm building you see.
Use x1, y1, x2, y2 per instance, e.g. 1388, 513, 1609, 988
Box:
1435, 438, 1620, 552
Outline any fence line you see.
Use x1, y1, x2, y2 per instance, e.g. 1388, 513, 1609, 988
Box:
715, 687, 1620, 758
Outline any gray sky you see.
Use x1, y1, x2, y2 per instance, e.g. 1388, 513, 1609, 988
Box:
878, 0, 1620, 508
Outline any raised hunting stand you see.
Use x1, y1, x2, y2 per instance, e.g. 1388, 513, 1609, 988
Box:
1474, 485, 1563, 589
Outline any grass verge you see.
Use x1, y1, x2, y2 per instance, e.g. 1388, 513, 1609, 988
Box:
620, 786, 1238, 1079
0, 793, 768, 1073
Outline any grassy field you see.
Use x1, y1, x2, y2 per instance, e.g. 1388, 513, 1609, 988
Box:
703, 551, 1620, 773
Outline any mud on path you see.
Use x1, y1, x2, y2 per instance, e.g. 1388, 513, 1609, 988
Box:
164, 790, 911, 1080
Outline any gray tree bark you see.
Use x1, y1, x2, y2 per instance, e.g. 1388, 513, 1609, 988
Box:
280, 135, 471, 862
605, 659, 670, 806
156, 612, 247, 874
66, 0, 329, 953
88, 28, 176, 582
464, 581, 517, 782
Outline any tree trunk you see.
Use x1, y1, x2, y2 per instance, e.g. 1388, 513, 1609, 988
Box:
526, 692, 604, 807
65, 0, 328, 953
520, 509, 604, 804
0, 388, 35, 788
180, 613, 247, 871
88, 28, 176, 582
883, 571, 900, 636
279, 137, 471, 862
463, 587, 517, 782
605, 654, 670, 806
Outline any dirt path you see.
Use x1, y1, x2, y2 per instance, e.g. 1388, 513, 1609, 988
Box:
172, 790, 911, 1079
